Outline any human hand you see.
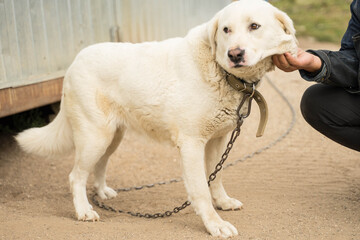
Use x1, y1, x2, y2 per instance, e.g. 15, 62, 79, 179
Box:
272, 48, 322, 73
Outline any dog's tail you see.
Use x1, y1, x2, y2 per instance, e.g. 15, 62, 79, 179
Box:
15, 103, 74, 157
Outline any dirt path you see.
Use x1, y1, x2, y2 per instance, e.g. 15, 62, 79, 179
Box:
1, 39, 359, 240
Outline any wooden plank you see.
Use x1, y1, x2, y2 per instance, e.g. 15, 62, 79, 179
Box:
0, 77, 63, 118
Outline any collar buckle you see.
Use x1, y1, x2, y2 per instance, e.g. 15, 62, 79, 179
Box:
224, 70, 268, 138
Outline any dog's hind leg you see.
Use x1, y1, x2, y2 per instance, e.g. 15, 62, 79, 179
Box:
179, 137, 238, 238
93, 127, 126, 200
205, 136, 243, 211
69, 123, 117, 221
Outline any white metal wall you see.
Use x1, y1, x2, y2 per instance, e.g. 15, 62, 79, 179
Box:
115, 0, 230, 42
0, 0, 230, 89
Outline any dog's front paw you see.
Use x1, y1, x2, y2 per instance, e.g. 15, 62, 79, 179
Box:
205, 219, 238, 238
97, 186, 117, 200
214, 197, 243, 211
76, 204, 100, 222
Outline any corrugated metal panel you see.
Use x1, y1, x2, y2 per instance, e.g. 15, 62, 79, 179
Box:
0, 0, 116, 89
0, 0, 230, 89
115, 0, 230, 42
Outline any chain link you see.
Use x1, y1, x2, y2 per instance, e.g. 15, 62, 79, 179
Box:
91, 93, 254, 219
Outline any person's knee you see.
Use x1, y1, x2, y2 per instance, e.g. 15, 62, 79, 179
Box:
300, 84, 360, 151
300, 84, 324, 126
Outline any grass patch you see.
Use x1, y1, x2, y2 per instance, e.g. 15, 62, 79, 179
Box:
271, 0, 352, 43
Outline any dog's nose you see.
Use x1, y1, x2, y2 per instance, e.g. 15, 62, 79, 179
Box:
227, 48, 245, 64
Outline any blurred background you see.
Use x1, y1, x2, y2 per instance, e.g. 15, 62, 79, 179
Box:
0, 0, 354, 133
271, 0, 352, 43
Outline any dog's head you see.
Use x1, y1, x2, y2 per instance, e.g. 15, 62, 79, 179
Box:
207, 0, 297, 79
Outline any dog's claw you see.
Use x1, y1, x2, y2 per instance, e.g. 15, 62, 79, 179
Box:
214, 197, 243, 211
77, 208, 100, 222
206, 219, 238, 238
96, 186, 117, 200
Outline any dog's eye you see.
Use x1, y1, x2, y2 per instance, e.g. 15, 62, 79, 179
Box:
249, 23, 261, 30
223, 27, 230, 34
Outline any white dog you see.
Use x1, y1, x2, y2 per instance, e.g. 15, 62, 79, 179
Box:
16, 0, 297, 238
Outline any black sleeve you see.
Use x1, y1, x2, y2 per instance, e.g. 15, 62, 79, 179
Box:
308, 49, 359, 90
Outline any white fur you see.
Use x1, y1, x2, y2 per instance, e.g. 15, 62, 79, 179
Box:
16, 0, 297, 238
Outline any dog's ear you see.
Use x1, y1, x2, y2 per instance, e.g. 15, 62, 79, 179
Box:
275, 10, 296, 37
207, 11, 220, 56
274, 10, 298, 55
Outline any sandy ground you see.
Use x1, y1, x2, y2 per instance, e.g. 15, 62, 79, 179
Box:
0, 38, 359, 240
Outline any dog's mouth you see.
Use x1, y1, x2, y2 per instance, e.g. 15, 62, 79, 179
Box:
228, 61, 247, 68
233, 64, 244, 68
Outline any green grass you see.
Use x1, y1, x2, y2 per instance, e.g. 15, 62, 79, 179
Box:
271, 0, 352, 43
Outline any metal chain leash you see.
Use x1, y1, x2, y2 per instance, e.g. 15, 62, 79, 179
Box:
91, 92, 254, 219
90, 76, 296, 219
90, 178, 189, 218
207, 92, 253, 186
222, 75, 296, 169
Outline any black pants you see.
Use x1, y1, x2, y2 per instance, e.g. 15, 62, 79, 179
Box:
300, 84, 360, 152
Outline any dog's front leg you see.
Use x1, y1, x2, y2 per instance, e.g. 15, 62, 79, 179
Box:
179, 137, 238, 238
206, 136, 243, 211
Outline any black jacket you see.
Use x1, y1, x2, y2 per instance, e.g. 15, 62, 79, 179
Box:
300, 0, 360, 94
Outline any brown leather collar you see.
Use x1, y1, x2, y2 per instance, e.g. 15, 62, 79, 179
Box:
225, 72, 268, 138
225, 72, 259, 94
